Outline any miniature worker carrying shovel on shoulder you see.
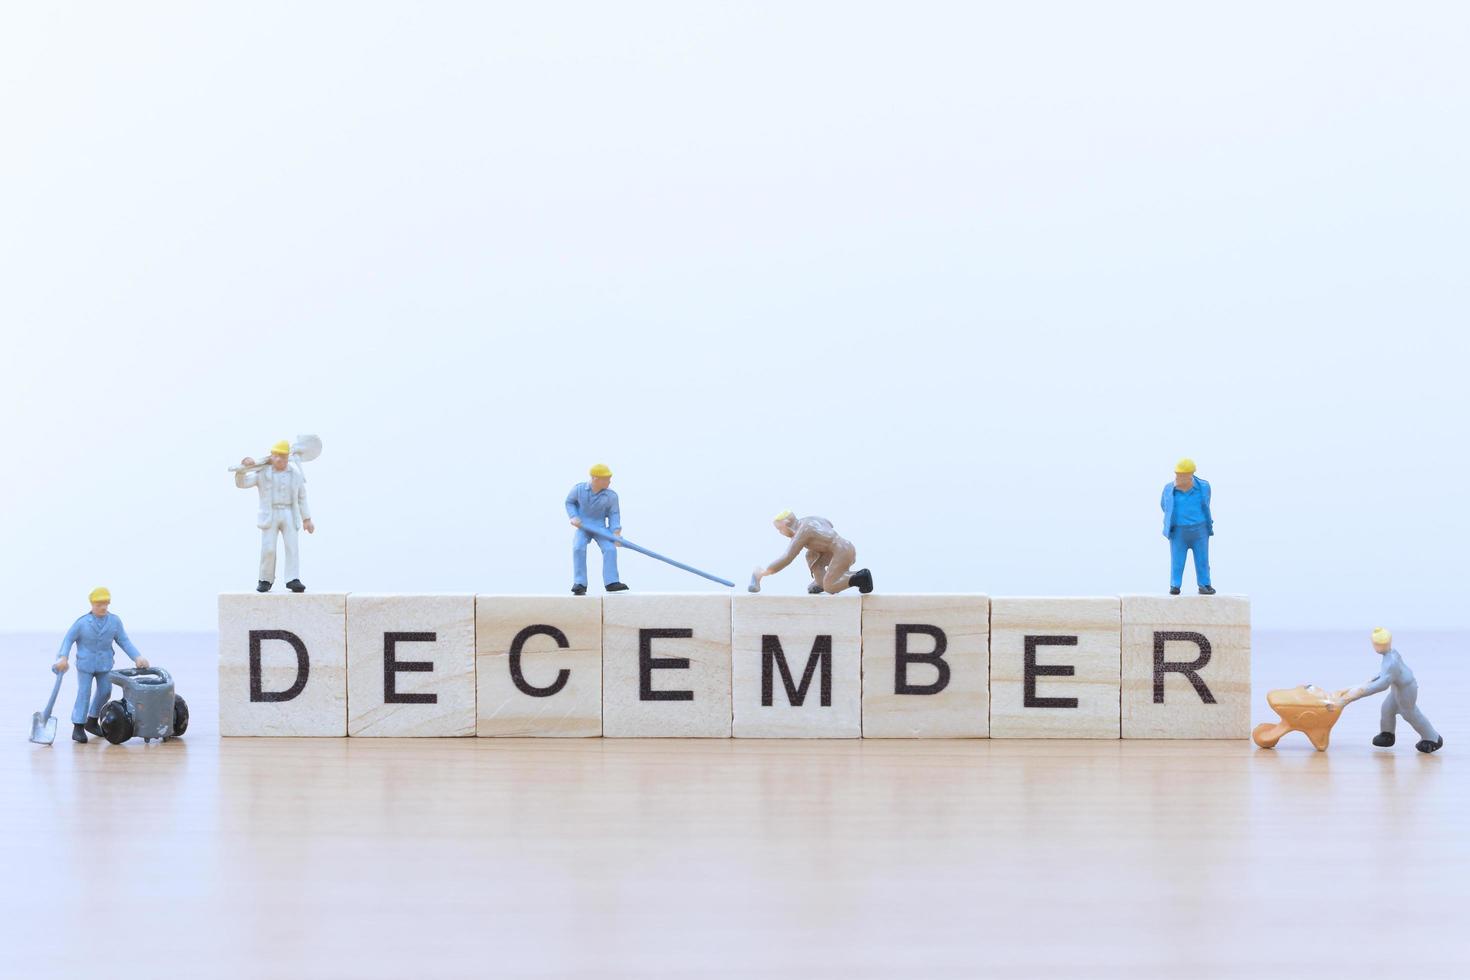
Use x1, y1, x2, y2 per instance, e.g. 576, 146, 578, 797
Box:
231, 435, 321, 593
749, 511, 874, 595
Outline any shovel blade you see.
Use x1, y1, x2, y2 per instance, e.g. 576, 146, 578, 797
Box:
30, 712, 57, 746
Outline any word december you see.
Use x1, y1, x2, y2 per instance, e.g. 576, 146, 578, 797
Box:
218, 593, 1250, 739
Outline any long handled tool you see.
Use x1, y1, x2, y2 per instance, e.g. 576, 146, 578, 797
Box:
29, 667, 64, 746
228, 433, 323, 472
578, 524, 734, 588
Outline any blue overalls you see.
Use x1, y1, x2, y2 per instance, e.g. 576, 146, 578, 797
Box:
56, 612, 144, 724
566, 482, 621, 587
1161, 478, 1213, 589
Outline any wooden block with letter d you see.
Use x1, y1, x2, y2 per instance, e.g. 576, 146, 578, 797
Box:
477, 596, 602, 737
989, 597, 1120, 738
861, 594, 989, 738
733, 595, 861, 738
218, 592, 347, 736
346, 594, 476, 737
602, 594, 731, 737
1121, 594, 1251, 738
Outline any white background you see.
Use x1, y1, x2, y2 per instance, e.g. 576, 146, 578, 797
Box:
2, 2, 1466, 631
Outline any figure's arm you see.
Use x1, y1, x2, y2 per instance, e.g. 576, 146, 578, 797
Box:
298, 473, 313, 531
113, 619, 148, 668
764, 529, 808, 575
609, 494, 621, 533
54, 620, 80, 670
236, 459, 259, 489
1346, 671, 1393, 702
565, 486, 581, 524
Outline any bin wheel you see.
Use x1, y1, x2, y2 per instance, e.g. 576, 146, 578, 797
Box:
172, 695, 190, 737
98, 700, 134, 744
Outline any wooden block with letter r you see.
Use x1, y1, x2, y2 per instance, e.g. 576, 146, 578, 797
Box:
218, 592, 347, 736
1121, 594, 1251, 738
989, 597, 1120, 738
861, 594, 989, 738
602, 593, 731, 737
347, 594, 476, 737
477, 596, 602, 737
733, 595, 861, 738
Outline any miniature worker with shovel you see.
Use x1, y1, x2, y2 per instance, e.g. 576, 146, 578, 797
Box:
52, 588, 148, 743
1338, 627, 1444, 753
233, 436, 320, 593
567, 464, 627, 595
749, 511, 873, 595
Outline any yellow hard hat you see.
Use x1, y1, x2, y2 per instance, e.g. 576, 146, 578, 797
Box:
773, 509, 794, 522
589, 463, 612, 478
1175, 458, 1197, 474
271, 440, 291, 456
89, 587, 111, 604
1371, 627, 1392, 646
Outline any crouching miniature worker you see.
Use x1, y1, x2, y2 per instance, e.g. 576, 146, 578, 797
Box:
1162, 457, 1215, 595
750, 511, 873, 594
236, 439, 314, 593
54, 588, 148, 743
1339, 628, 1443, 753
567, 463, 627, 595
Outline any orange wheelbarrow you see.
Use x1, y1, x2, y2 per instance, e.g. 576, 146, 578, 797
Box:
1252, 685, 1349, 752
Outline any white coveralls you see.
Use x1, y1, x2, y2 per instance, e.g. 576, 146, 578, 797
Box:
236, 464, 310, 583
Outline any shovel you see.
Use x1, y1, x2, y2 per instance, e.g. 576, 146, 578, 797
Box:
30, 667, 64, 746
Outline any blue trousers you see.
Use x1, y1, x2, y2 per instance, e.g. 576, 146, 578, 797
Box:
1169, 524, 1211, 588
72, 669, 112, 724
572, 528, 620, 587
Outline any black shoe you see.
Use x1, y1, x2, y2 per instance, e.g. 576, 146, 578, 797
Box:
807, 582, 826, 594
286, 579, 306, 593
1198, 586, 1217, 595
257, 580, 272, 593
606, 582, 629, 592
1372, 731, 1396, 747
72, 723, 88, 743
1169, 587, 1181, 595
85, 716, 102, 737
1416, 736, 1444, 754
849, 568, 874, 594
571, 584, 587, 596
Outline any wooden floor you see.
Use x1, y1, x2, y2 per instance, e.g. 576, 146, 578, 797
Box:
3, 630, 1466, 979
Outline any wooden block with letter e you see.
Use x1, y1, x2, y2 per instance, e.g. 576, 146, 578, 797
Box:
219, 593, 347, 736
733, 595, 861, 738
861, 594, 989, 738
602, 594, 731, 737
1121, 594, 1251, 738
346, 594, 475, 737
477, 596, 602, 737
990, 597, 1120, 738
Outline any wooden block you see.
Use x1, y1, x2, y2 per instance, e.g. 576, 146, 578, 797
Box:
477, 596, 602, 737
602, 594, 731, 737
1121, 594, 1251, 738
989, 597, 1120, 738
732, 595, 861, 738
218, 593, 347, 736
860, 594, 989, 738
346, 594, 476, 737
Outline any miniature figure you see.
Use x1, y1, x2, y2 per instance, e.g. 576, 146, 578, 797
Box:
1162, 458, 1215, 595
567, 464, 626, 595
1339, 628, 1443, 753
232, 435, 321, 593
53, 588, 149, 743
748, 511, 873, 594
1252, 685, 1347, 751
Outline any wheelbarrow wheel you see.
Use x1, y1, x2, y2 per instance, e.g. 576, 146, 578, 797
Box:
172, 695, 189, 737
98, 700, 134, 744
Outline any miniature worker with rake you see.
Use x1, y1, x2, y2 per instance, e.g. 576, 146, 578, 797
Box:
749, 511, 874, 595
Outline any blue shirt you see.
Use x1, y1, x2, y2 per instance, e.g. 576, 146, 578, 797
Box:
1161, 477, 1213, 536
565, 482, 621, 531
56, 612, 144, 673
1171, 485, 1207, 528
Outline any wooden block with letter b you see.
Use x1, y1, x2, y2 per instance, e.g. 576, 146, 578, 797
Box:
861, 594, 989, 738
477, 596, 602, 737
989, 597, 1120, 738
346, 594, 476, 737
733, 595, 861, 738
602, 594, 731, 737
1121, 594, 1251, 738
219, 592, 347, 736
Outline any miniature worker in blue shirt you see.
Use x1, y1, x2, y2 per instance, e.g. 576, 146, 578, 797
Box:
53, 587, 148, 743
1161, 458, 1216, 595
566, 464, 628, 595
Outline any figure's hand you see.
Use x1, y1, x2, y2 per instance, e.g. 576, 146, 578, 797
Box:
570, 517, 582, 528
135, 657, 149, 670
614, 529, 622, 547
54, 658, 69, 674
303, 519, 315, 534
241, 457, 255, 467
